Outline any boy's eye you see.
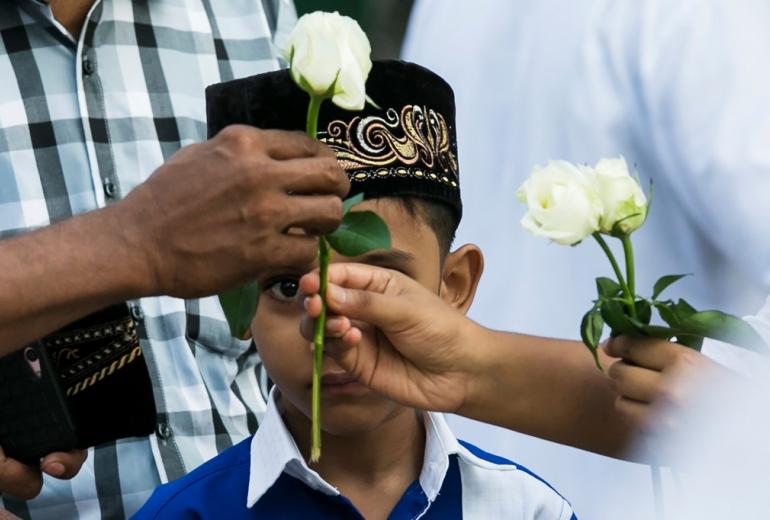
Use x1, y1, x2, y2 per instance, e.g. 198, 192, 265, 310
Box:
266, 278, 300, 302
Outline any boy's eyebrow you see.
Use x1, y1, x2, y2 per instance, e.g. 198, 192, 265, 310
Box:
357, 249, 415, 268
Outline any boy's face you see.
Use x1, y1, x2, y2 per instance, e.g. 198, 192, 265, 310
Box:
251, 198, 481, 437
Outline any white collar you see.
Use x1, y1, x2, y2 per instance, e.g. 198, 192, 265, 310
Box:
246, 388, 461, 508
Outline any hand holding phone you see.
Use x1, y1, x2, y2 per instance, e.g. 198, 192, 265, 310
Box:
0, 444, 87, 500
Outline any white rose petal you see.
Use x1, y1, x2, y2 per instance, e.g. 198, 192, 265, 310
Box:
593, 156, 647, 234
283, 11, 372, 110
517, 160, 602, 246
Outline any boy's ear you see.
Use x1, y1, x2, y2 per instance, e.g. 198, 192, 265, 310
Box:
439, 244, 484, 313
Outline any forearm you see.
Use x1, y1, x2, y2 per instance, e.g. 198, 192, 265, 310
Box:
460, 324, 634, 458
0, 204, 153, 355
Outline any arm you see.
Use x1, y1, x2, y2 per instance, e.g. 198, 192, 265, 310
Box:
463, 327, 632, 457
299, 263, 634, 458
0, 204, 151, 354
0, 126, 348, 497
0, 126, 348, 355
300, 263, 733, 460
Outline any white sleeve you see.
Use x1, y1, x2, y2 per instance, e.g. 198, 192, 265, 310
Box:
701, 295, 770, 375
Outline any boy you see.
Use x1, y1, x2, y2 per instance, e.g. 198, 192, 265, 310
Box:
133, 61, 576, 519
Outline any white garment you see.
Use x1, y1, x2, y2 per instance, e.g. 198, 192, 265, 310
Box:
639, 296, 770, 519
404, 1, 770, 518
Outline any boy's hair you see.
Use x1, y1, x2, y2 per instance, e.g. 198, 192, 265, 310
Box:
391, 196, 458, 257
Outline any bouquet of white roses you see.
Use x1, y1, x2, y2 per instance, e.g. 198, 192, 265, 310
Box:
518, 157, 766, 369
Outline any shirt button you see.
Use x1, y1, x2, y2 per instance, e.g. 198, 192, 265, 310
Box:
103, 179, 116, 199
156, 421, 172, 440
82, 56, 95, 76
130, 304, 145, 322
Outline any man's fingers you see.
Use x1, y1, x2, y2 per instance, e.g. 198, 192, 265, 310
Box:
286, 195, 344, 235
300, 263, 408, 300
0, 447, 42, 500
321, 283, 412, 331
270, 235, 319, 267
40, 449, 87, 480
608, 360, 662, 404
604, 336, 687, 371
279, 157, 349, 198
257, 129, 324, 160
300, 313, 352, 341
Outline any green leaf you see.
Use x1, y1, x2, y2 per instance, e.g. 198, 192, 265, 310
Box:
326, 210, 391, 257
675, 335, 704, 352
219, 281, 260, 338
629, 321, 677, 339
601, 300, 641, 336
596, 277, 622, 299
656, 298, 697, 328
610, 212, 642, 237
342, 193, 364, 215
634, 299, 652, 325
644, 178, 654, 224
580, 308, 605, 371
674, 298, 697, 317
656, 303, 679, 328
366, 94, 382, 110
652, 274, 689, 300
678, 311, 767, 353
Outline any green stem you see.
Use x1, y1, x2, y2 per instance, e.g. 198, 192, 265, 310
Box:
621, 234, 636, 298
306, 95, 322, 138
593, 233, 637, 319
310, 236, 330, 462
306, 92, 325, 462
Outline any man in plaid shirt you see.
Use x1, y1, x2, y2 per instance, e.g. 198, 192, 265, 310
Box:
0, 1, 349, 518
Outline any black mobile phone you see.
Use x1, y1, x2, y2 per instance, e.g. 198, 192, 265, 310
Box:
0, 341, 79, 464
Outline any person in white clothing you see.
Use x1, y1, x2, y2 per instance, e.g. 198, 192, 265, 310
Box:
402, 1, 770, 517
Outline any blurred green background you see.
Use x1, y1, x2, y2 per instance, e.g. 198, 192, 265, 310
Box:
294, 0, 415, 59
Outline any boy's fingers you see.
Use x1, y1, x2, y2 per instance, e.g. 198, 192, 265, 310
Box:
608, 360, 662, 404
604, 336, 686, 371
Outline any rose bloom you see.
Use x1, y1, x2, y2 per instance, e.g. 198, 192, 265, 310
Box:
517, 160, 602, 245
282, 11, 372, 110
592, 156, 647, 234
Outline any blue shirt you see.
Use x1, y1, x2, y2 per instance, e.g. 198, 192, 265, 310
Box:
134, 390, 575, 519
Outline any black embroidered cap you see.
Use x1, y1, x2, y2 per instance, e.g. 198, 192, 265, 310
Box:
206, 60, 461, 219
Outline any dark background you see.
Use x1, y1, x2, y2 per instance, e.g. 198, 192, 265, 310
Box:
294, 0, 414, 59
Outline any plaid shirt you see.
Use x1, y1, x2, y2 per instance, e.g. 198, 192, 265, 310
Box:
0, 1, 294, 518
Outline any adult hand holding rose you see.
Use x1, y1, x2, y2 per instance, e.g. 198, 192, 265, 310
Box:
298, 263, 638, 457
298, 263, 740, 461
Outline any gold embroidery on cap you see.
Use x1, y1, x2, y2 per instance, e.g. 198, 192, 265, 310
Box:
319, 105, 459, 186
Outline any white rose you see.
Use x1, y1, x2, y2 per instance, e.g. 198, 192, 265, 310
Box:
283, 11, 372, 110
517, 160, 602, 245
592, 156, 647, 234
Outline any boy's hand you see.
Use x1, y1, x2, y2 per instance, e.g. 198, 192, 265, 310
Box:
604, 336, 725, 438
298, 263, 484, 414
0, 446, 86, 499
